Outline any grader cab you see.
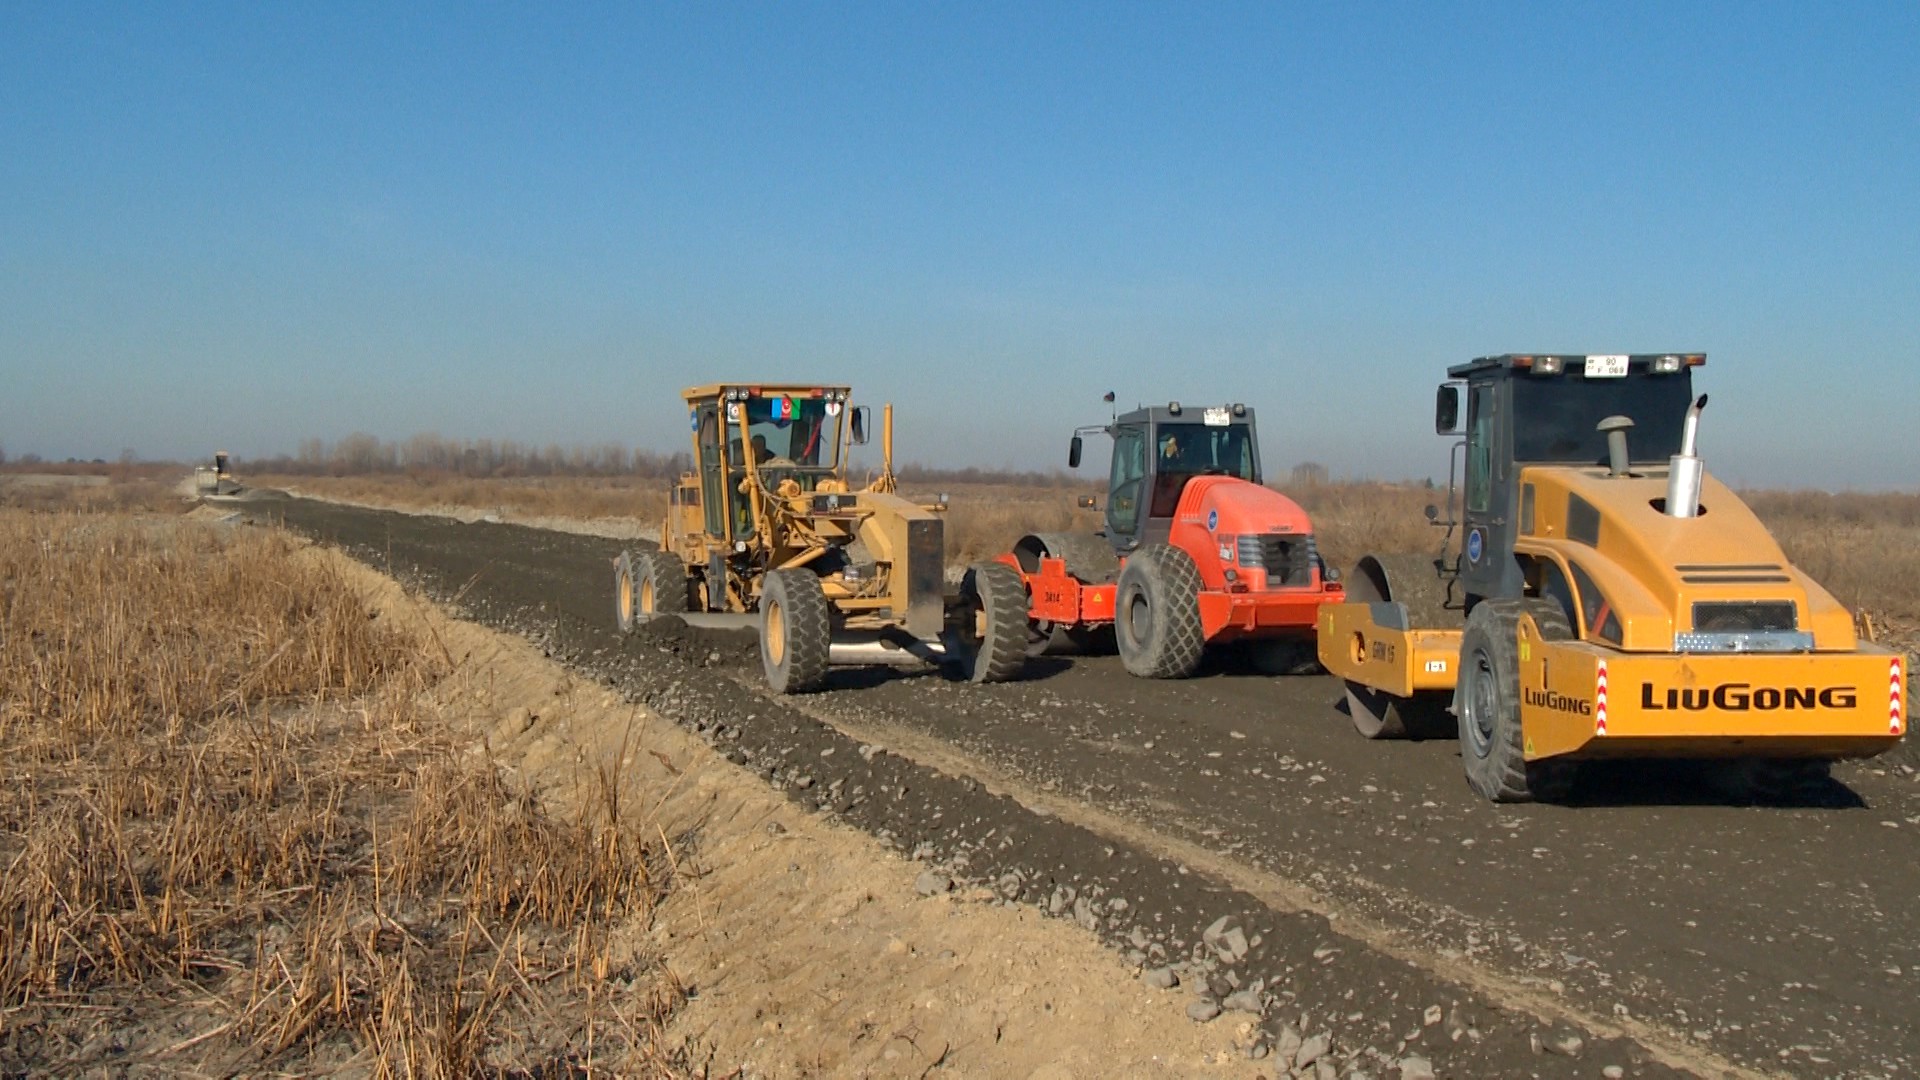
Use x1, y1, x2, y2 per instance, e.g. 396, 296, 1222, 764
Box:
1319, 354, 1905, 802
614, 384, 1027, 693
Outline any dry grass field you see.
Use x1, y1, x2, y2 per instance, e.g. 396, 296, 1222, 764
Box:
0, 463, 178, 514
0, 505, 684, 1076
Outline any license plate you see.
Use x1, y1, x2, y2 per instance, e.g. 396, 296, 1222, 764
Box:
1585, 355, 1629, 378
1203, 407, 1231, 427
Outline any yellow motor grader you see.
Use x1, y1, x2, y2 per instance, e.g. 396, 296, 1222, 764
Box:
1319, 354, 1905, 802
614, 383, 1028, 693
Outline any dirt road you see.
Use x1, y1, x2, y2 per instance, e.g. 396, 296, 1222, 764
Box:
257, 494, 1919, 1079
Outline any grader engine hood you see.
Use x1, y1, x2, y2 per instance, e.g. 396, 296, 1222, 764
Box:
850, 489, 947, 640
1519, 465, 1859, 653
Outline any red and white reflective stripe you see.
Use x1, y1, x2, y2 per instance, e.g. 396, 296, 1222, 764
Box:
1595, 661, 1610, 736
1892, 658, 1906, 736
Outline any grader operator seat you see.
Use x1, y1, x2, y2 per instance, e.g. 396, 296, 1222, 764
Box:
1437, 353, 1703, 606
1075, 402, 1260, 553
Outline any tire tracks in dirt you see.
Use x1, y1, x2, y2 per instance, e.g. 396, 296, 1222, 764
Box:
762, 691, 1767, 1080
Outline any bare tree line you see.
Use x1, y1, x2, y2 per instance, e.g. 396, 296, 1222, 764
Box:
246, 433, 691, 479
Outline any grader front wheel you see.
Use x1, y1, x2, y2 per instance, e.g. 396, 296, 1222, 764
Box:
761, 569, 831, 694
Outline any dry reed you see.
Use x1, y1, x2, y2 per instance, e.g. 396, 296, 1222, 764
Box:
0, 511, 685, 1077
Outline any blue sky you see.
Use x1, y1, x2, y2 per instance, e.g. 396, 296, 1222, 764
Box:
3, 2, 1915, 487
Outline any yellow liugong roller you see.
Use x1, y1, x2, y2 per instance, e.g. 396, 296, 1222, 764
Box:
1319, 353, 1904, 802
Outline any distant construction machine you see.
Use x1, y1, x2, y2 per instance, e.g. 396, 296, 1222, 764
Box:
194, 450, 242, 497
994, 399, 1344, 678
614, 384, 1027, 692
1319, 353, 1905, 802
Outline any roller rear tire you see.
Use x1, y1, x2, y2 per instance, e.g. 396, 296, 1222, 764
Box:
1114, 545, 1206, 679
1458, 598, 1577, 803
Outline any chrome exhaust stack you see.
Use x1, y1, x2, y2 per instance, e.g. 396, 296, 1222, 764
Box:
1666, 394, 1709, 519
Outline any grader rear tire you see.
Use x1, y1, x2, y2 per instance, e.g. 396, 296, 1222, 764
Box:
635, 552, 688, 616
955, 562, 1028, 684
1114, 544, 1205, 679
1457, 598, 1577, 803
761, 569, 831, 694
613, 551, 639, 633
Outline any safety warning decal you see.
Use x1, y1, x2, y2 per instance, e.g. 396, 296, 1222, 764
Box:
1595, 661, 1610, 736
1892, 658, 1905, 736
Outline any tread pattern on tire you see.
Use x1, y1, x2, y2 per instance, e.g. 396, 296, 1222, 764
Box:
761, 569, 831, 694
1458, 597, 1575, 802
637, 551, 689, 614
1115, 544, 1206, 679
960, 561, 1029, 684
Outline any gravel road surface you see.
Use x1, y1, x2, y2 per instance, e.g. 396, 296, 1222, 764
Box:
258, 494, 1920, 1079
